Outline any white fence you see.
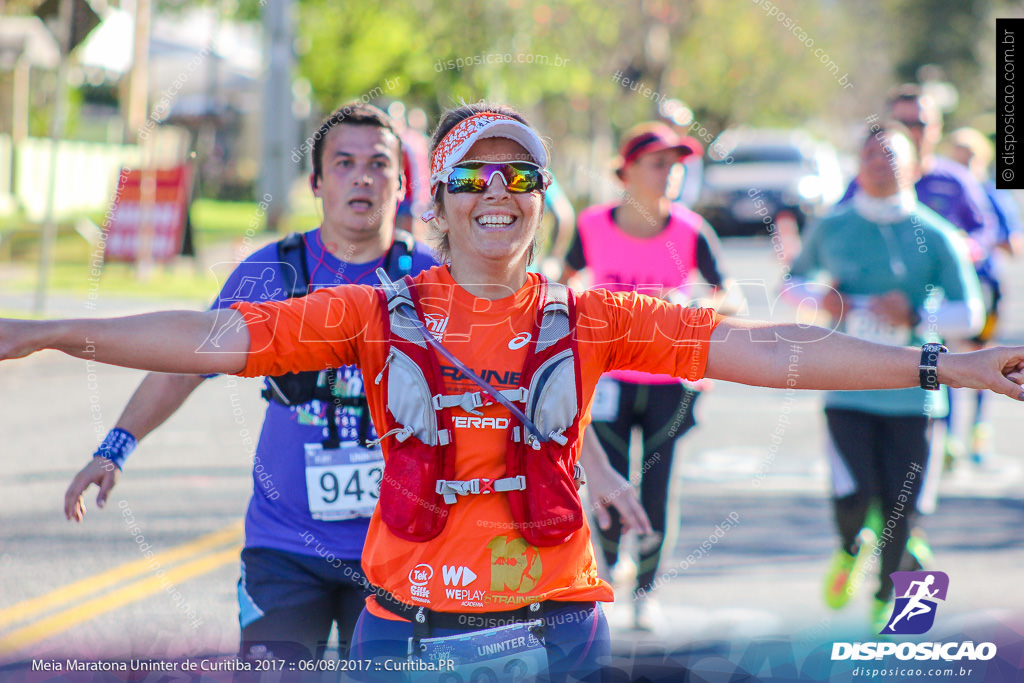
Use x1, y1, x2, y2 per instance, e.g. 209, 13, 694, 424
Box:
14, 137, 141, 221
0, 130, 188, 222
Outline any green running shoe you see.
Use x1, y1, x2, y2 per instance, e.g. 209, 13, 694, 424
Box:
943, 434, 966, 472
872, 598, 895, 634
906, 533, 935, 570
970, 422, 993, 465
824, 528, 877, 609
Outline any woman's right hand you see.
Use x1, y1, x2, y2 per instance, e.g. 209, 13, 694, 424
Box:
64, 457, 121, 522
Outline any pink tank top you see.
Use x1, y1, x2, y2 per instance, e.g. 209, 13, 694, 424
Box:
577, 202, 702, 385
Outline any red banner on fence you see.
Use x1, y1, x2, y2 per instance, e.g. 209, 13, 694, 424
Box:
104, 165, 192, 263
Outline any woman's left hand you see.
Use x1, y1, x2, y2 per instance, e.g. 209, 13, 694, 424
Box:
939, 347, 1024, 399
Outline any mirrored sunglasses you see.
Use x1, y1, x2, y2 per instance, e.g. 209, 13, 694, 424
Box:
442, 161, 549, 194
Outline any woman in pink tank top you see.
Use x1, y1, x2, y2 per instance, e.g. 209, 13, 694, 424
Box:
562, 122, 732, 630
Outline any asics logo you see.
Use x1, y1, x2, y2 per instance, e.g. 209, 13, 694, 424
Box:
508, 332, 531, 350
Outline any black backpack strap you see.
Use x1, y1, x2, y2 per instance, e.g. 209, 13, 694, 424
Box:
277, 232, 311, 298
264, 232, 381, 448
381, 229, 416, 282
262, 232, 316, 407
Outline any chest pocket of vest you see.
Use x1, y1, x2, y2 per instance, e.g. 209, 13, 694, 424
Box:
384, 348, 448, 447
376, 346, 452, 543
525, 348, 576, 446
507, 343, 584, 547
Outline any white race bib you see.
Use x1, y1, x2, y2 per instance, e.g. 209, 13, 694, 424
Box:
844, 308, 912, 347
591, 377, 621, 423
303, 441, 383, 521
408, 620, 548, 683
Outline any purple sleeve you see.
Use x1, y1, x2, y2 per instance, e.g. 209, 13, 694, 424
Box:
957, 173, 999, 252
838, 178, 858, 205
208, 243, 290, 311
200, 243, 290, 379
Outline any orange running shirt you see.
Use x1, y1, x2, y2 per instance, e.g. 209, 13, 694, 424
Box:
232, 265, 719, 614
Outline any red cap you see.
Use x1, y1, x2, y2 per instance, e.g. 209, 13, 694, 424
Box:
613, 122, 702, 171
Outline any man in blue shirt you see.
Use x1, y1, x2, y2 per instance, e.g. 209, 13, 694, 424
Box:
63, 102, 439, 666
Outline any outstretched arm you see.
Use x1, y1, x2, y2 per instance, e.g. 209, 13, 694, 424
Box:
0, 309, 250, 375
705, 317, 1024, 399
64, 372, 207, 521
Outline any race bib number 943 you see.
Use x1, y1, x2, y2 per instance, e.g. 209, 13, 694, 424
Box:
304, 442, 383, 521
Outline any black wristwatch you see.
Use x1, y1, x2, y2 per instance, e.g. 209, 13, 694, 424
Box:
919, 343, 948, 391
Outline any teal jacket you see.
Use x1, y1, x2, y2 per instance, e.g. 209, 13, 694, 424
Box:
790, 202, 983, 417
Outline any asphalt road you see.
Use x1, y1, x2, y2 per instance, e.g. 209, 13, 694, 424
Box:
0, 237, 1022, 681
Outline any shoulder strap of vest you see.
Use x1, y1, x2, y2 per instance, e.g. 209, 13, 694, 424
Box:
277, 232, 311, 299
536, 280, 572, 353
382, 273, 427, 347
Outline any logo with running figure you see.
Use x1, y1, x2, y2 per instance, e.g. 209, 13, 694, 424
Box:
880, 571, 949, 635
487, 535, 542, 593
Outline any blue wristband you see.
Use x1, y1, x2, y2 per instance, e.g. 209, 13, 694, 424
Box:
93, 428, 138, 470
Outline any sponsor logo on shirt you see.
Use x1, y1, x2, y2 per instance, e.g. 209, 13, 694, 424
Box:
508, 332, 532, 350
452, 416, 511, 430
409, 563, 433, 604
441, 366, 522, 387
423, 313, 449, 341
442, 565, 478, 587
487, 535, 542, 594
442, 565, 485, 606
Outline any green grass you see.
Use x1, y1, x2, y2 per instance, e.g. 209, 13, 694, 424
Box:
190, 199, 266, 239
190, 198, 320, 239
7, 258, 224, 303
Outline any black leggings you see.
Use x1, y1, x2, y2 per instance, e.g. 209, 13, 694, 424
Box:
825, 408, 930, 601
591, 380, 698, 596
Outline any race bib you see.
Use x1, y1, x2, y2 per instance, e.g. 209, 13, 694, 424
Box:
408, 620, 548, 683
590, 377, 620, 423
844, 308, 912, 347
303, 441, 383, 521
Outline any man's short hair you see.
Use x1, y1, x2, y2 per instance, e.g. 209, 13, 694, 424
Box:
886, 83, 940, 125
886, 83, 925, 109
311, 102, 404, 183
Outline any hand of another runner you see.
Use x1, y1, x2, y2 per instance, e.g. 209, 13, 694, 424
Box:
822, 288, 845, 323
870, 290, 914, 327
64, 457, 120, 522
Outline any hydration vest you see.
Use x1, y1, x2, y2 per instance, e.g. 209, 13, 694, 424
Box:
261, 230, 415, 446
372, 274, 585, 547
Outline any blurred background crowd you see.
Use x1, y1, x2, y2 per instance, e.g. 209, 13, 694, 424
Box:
0, 0, 1021, 304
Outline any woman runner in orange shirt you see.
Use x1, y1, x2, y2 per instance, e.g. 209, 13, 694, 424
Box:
3, 103, 1024, 683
